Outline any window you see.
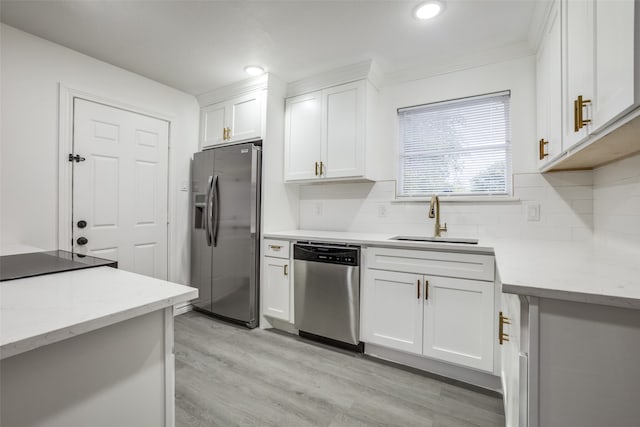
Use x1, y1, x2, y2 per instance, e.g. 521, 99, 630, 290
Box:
397, 91, 511, 198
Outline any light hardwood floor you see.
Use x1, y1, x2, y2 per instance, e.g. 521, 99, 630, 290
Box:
175, 311, 505, 427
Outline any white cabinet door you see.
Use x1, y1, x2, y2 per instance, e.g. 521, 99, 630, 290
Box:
591, 0, 636, 132
228, 91, 262, 143
422, 276, 494, 372
537, 0, 563, 167
284, 91, 323, 181
361, 269, 423, 355
500, 293, 521, 427
323, 81, 365, 179
263, 257, 291, 321
201, 103, 226, 148
563, 0, 595, 150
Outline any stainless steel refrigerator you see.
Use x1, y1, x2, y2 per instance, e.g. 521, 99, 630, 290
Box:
190, 141, 261, 328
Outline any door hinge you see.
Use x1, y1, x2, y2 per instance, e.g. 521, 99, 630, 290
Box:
68, 154, 86, 162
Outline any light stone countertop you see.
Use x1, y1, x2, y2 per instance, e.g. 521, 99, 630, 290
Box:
264, 229, 640, 310
0, 266, 198, 360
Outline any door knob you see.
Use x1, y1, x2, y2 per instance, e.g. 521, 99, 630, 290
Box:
77, 220, 87, 229
76, 237, 88, 246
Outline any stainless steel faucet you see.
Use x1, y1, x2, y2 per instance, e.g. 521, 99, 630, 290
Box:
428, 194, 448, 237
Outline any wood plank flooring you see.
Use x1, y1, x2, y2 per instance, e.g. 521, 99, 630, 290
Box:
175, 311, 505, 427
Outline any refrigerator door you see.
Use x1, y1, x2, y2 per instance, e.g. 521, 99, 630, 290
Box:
190, 150, 215, 312
211, 142, 261, 327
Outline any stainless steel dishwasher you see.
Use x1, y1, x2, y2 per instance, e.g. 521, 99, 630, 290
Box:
293, 242, 362, 351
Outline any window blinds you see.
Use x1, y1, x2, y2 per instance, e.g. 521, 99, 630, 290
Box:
397, 91, 511, 197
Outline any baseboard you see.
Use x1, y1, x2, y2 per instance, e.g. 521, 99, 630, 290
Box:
266, 317, 298, 334
173, 303, 193, 316
365, 343, 502, 394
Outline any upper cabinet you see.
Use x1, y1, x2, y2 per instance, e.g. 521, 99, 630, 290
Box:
537, 0, 563, 167
201, 90, 264, 149
284, 79, 377, 182
537, 0, 639, 171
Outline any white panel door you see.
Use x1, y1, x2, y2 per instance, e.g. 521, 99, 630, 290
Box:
563, 0, 595, 150
73, 98, 169, 279
201, 102, 226, 148
228, 91, 262, 143
591, 0, 636, 132
361, 269, 423, 355
323, 81, 365, 179
537, 0, 563, 167
263, 257, 291, 322
422, 276, 494, 372
284, 91, 323, 181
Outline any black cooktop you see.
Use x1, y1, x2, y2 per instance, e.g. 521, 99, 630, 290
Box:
0, 250, 118, 282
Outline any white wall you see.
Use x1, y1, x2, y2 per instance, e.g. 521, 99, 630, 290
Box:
298, 55, 594, 242
593, 153, 640, 251
0, 24, 199, 285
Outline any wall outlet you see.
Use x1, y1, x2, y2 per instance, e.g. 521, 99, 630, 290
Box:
314, 202, 323, 217
526, 203, 541, 222
378, 204, 388, 218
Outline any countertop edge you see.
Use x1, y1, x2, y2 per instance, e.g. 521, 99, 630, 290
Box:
0, 289, 197, 360
501, 283, 640, 310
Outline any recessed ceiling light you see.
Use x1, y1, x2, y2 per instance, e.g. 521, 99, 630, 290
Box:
414, 1, 444, 20
244, 65, 265, 76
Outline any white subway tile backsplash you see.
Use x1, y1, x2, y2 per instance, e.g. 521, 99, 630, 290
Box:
298, 172, 598, 242
593, 153, 640, 249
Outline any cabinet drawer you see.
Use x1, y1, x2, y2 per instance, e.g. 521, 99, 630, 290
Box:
367, 247, 494, 282
263, 239, 290, 259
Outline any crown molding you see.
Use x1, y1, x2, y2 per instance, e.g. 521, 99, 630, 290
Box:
382, 41, 534, 87
528, 0, 554, 51
196, 74, 269, 106
286, 59, 383, 97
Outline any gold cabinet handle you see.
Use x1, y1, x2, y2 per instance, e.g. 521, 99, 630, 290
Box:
283, 264, 288, 276
417, 279, 421, 299
315, 161, 319, 176
269, 245, 282, 251
320, 161, 325, 176
539, 139, 549, 160
424, 279, 429, 300
575, 95, 591, 132
578, 95, 591, 129
499, 311, 511, 345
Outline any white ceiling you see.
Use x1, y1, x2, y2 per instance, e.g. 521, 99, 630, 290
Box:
0, 1, 538, 95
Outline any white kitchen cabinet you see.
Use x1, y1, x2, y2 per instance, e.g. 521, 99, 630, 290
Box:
284, 91, 322, 181
201, 90, 263, 149
591, 0, 637, 132
263, 256, 291, 322
536, 0, 563, 167
562, 0, 594, 151
361, 247, 497, 373
423, 276, 494, 372
284, 80, 374, 182
361, 269, 423, 355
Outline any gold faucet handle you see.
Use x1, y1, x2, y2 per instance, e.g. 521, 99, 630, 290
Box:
441, 222, 448, 232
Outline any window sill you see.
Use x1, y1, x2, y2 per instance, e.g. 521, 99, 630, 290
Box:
392, 196, 521, 204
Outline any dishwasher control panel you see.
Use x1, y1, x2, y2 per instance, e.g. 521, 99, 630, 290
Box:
293, 243, 360, 267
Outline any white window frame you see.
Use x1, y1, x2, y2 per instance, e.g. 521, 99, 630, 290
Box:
396, 90, 512, 200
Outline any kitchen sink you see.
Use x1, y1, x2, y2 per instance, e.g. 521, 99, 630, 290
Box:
390, 236, 479, 245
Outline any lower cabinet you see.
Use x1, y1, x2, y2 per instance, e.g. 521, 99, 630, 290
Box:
263, 256, 291, 322
361, 247, 496, 373
361, 270, 423, 354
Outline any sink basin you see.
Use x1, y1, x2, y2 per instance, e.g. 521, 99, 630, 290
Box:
390, 236, 479, 245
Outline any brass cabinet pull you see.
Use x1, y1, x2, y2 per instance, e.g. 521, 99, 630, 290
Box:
269, 245, 282, 251
573, 98, 580, 132
539, 139, 549, 160
315, 161, 319, 176
578, 95, 591, 129
424, 279, 429, 300
283, 264, 288, 276
499, 311, 511, 345
417, 279, 421, 299
320, 161, 325, 176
